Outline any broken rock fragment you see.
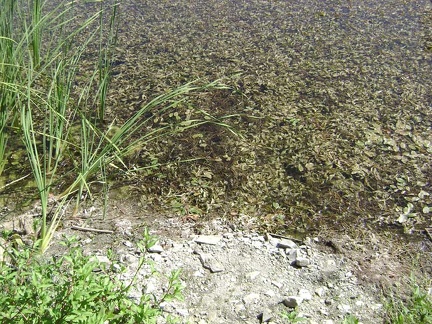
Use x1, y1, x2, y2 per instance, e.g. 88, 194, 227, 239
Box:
194, 251, 224, 273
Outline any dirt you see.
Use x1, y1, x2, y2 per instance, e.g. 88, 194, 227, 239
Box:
2, 198, 431, 324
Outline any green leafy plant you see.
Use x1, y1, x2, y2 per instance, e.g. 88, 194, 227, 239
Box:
0, 231, 183, 323
280, 308, 306, 323
342, 315, 360, 324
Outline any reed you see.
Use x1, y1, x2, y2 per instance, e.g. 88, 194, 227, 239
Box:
0, 0, 236, 253
0, 0, 117, 252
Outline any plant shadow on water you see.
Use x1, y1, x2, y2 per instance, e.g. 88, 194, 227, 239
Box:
0, 0, 432, 244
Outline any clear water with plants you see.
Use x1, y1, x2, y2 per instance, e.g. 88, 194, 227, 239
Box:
1, 0, 431, 243
110, 0, 431, 235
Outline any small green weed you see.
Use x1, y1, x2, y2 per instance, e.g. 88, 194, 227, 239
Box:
280, 308, 306, 323
386, 277, 432, 324
0, 231, 182, 323
342, 314, 360, 324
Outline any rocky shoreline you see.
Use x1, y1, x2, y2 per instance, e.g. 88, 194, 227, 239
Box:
70, 217, 385, 323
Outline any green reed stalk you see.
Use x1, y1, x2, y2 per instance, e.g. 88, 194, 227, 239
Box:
0, 0, 18, 176
97, 1, 119, 122
21, 97, 49, 242
31, 0, 42, 67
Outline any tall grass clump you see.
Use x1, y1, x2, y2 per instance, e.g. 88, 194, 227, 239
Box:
0, 0, 236, 253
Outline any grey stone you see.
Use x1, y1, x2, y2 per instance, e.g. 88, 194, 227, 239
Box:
264, 290, 276, 297
121, 254, 138, 264
295, 257, 310, 267
114, 219, 133, 236
268, 237, 279, 247
223, 232, 234, 239
282, 296, 303, 308
260, 308, 273, 323
149, 253, 163, 262
251, 235, 265, 242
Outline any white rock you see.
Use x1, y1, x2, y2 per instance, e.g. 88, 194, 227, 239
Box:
252, 240, 263, 249
143, 282, 157, 294
148, 244, 164, 253
234, 303, 246, 312
243, 293, 260, 304
295, 257, 310, 267
268, 237, 279, 247
315, 287, 326, 297
299, 289, 312, 300
260, 308, 272, 322
246, 271, 261, 280
92, 255, 110, 264
286, 249, 298, 262
277, 239, 298, 249
223, 232, 234, 239
371, 303, 383, 310
338, 304, 351, 313
176, 308, 189, 317
170, 243, 184, 252
112, 263, 122, 272
193, 270, 204, 277
264, 290, 276, 297
272, 281, 284, 289
196, 251, 224, 273
149, 253, 162, 262
195, 235, 222, 245
123, 240, 134, 248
